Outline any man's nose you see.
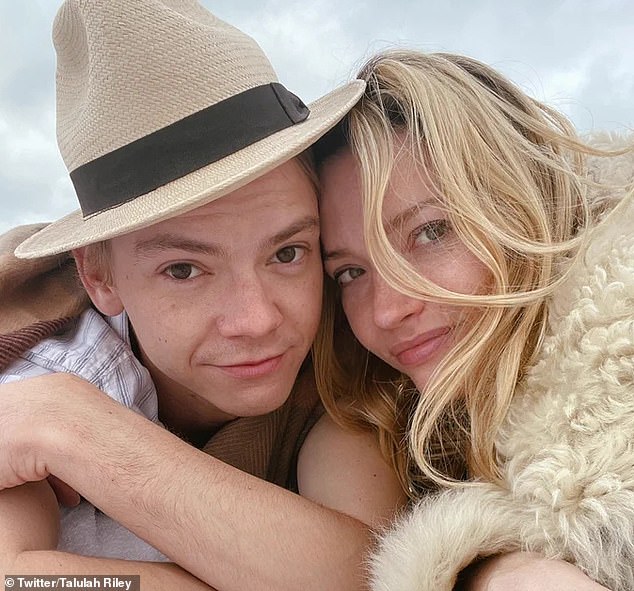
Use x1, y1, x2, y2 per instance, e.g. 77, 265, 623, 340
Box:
216, 275, 283, 338
371, 273, 424, 330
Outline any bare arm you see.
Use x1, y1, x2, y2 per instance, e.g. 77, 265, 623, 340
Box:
0, 373, 406, 591
0, 482, 215, 589
0, 481, 59, 566
458, 552, 611, 591
9, 552, 215, 590
297, 413, 408, 529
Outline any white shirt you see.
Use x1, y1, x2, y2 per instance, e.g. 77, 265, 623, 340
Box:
1, 308, 167, 561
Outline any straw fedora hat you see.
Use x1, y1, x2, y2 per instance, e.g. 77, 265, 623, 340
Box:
16, 0, 364, 258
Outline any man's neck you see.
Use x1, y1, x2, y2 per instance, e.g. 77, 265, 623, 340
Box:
155, 383, 234, 448
129, 323, 235, 446
140, 355, 236, 448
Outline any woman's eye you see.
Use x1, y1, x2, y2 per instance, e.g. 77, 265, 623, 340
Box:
334, 267, 365, 286
412, 219, 450, 246
273, 246, 305, 264
164, 263, 203, 280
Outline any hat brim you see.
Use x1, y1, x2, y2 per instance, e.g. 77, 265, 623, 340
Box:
16, 80, 364, 258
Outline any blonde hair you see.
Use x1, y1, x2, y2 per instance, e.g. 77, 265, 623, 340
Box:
313, 50, 615, 495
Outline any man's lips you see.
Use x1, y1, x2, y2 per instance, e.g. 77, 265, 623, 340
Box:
389, 327, 451, 367
212, 354, 285, 379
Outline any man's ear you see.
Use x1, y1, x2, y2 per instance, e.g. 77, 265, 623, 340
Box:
72, 247, 124, 317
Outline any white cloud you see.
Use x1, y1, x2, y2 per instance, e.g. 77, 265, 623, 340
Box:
1, 0, 632, 233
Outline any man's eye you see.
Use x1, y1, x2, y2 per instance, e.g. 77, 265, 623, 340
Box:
273, 246, 305, 264
334, 267, 365, 286
412, 220, 450, 246
164, 263, 202, 280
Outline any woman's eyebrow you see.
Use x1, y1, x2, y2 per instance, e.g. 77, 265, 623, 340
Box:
322, 248, 349, 262
386, 203, 429, 233
322, 203, 434, 262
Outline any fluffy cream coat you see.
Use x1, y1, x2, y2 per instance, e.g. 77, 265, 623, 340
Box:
369, 133, 634, 591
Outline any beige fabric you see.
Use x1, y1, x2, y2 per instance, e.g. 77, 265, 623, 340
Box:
0, 224, 88, 332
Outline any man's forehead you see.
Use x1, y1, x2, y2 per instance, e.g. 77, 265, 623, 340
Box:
159, 158, 315, 220
107, 157, 317, 255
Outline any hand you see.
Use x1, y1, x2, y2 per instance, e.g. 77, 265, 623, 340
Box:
0, 373, 86, 490
461, 552, 610, 591
0, 381, 49, 489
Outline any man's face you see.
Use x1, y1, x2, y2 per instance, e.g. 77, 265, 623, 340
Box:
102, 159, 322, 425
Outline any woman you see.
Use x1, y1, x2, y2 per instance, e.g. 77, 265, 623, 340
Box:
313, 50, 633, 590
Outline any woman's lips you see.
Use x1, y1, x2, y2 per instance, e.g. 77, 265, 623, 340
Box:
391, 327, 451, 367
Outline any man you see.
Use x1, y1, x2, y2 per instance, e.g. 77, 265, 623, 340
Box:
0, 1, 406, 589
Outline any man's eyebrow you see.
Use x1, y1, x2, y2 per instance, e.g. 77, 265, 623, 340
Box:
261, 215, 320, 249
134, 234, 226, 257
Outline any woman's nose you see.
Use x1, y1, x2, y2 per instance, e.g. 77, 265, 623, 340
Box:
371, 274, 425, 330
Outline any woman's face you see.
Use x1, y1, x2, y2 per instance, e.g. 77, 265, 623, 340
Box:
319, 146, 491, 392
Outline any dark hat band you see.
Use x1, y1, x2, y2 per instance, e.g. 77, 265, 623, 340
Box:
70, 83, 310, 217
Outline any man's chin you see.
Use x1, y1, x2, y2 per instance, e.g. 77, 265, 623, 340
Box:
224, 380, 296, 418
192, 352, 306, 417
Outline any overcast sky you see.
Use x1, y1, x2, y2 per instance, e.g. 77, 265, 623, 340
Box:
1, 0, 632, 234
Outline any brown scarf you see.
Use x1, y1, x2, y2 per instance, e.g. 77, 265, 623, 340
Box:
0, 224, 90, 367
0, 224, 323, 491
